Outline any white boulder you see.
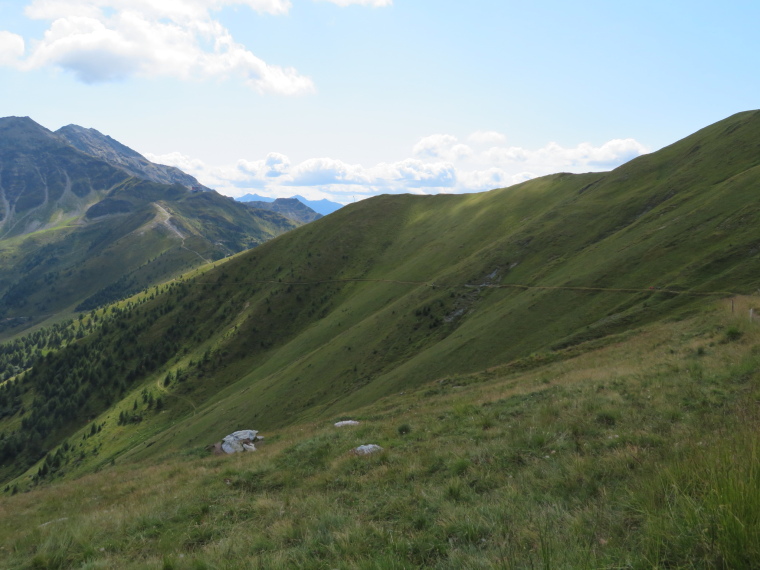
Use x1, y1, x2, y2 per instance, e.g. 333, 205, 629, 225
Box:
221, 430, 259, 454
352, 444, 383, 455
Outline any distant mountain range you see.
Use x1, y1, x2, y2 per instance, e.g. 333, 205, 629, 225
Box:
237, 193, 343, 216
0, 117, 305, 335
239, 197, 322, 224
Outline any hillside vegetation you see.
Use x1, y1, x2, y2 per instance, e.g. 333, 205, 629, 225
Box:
2, 110, 760, 567
1, 297, 759, 568
0, 117, 300, 337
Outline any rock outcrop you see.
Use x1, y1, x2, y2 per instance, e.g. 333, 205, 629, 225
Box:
220, 430, 262, 454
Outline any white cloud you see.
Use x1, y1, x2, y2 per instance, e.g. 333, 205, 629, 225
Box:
3, 0, 313, 94
146, 132, 647, 202
484, 139, 648, 171
485, 146, 528, 163
459, 168, 514, 190
371, 159, 456, 188
510, 172, 536, 184
0, 31, 25, 66
413, 134, 457, 158
412, 132, 648, 176
583, 138, 648, 167
148, 151, 207, 173
289, 157, 371, 186
413, 134, 472, 161
262, 152, 291, 177
450, 144, 473, 161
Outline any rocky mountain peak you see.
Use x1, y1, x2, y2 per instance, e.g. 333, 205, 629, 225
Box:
56, 124, 206, 189
0, 116, 65, 151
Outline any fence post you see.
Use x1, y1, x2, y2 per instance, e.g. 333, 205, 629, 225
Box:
750, 308, 754, 322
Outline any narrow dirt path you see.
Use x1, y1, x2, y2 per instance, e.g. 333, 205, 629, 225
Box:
153, 203, 211, 264
155, 375, 197, 415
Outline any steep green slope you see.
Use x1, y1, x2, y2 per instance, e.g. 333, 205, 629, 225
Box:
2, 297, 760, 568
0, 178, 298, 336
3, 110, 760, 484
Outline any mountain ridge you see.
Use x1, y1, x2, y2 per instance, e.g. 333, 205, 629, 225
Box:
3, 110, 760, 569
56, 124, 209, 190
237, 193, 343, 216
241, 197, 322, 224
3, 110, 760, 485
0, 117, 302, 336
0, 116, 130, 238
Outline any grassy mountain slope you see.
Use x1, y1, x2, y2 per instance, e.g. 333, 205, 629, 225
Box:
150, 109, 760, 436
1, 296, 759, 568
3, 110, 760, 484
0, 179, 298, 337
4, 112, 760, 567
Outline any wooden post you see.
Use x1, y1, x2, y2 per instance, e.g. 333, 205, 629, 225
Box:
750, 308, 754, 322
732, 298, 735, 313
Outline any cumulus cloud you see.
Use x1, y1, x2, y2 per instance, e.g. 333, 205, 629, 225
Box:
0, 31, 25, 66
457, 168, 522, 191
413, 134, 457, 157
147, 151, 207, 173
583, 138, 649, 167
371, 159, 456, 188
2, 0, 313, 94
237, 152, 292, 179
148, 130, 647, 203
413, 134, 472, 161
412, 132, 648, 175
484, 146, 528, 163
287, 157, 370, 186
483, 138, 648, 171
263, 153, 291, 177
274, 157, 455, 189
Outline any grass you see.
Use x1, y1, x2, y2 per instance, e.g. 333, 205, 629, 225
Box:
2, 299, 759, 568
0, 178, 297, 340
7, 112, 760, 479
5, 111, 760, 566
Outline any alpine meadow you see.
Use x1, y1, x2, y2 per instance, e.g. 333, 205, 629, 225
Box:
2, 110, 760, 568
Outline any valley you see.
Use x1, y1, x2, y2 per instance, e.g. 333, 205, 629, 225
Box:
2, 110, 760, 567
0, 118, 308, 337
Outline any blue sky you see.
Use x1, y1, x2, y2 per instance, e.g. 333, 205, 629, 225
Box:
1, 0, 758, 203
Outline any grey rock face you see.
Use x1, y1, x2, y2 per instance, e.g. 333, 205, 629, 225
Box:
56, 124, 208, 190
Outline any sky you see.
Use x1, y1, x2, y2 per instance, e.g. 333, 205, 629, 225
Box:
1, 0, 759, 204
